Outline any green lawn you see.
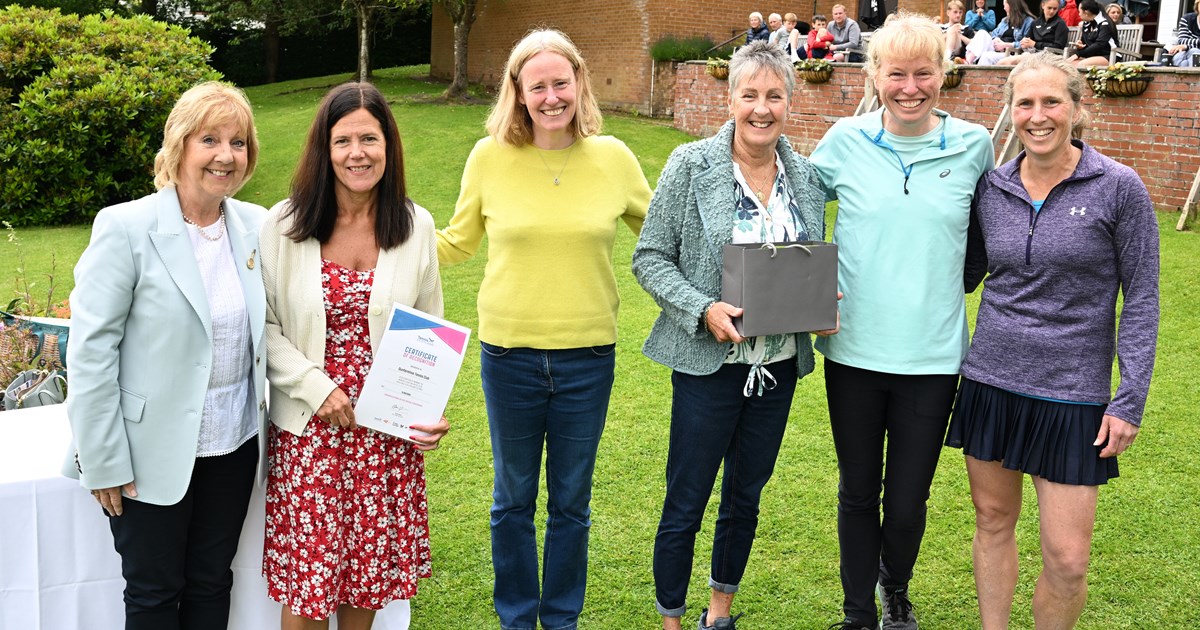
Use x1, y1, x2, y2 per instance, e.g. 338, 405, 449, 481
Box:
5, 65, 1199, 628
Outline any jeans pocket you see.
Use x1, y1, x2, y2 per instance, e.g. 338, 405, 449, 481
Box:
480, 341, 511, 357
589, 343, 616, 357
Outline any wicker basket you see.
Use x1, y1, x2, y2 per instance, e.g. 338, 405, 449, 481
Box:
1088, 76, 1152, 97
797, 68, 833, 83
707, 65, 729, 80
942, 71, 963, 89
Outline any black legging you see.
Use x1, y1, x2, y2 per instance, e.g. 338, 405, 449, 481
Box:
824, 358, 958, 624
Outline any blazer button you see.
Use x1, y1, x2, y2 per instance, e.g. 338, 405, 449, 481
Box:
259, 401, 266, 411
256, 356, 261, 365
371, 305, 382, 316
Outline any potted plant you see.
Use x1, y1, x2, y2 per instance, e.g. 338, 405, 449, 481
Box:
706, 57, 729, 80
942, 63, 963, 89
1085, 63, 1152, 97
795, 57, 834, 83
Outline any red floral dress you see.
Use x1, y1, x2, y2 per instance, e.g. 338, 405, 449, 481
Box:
263, 259, 431, 619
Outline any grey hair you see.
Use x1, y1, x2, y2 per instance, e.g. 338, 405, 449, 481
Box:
728, 40, 796, 102
1005, 51, 1089, 138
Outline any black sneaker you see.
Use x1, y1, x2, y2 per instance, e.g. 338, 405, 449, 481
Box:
826, 621, 875, 630
698, 608, 744, 630
876, 583, 918, 629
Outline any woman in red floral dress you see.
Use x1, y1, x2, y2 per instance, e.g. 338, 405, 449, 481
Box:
259, 82, 449, 630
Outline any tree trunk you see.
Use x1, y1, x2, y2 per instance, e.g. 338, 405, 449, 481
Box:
356, 2, 372, 82
443, 0, 479, 99
264, 17, 281, 84
139, 0, 157, 16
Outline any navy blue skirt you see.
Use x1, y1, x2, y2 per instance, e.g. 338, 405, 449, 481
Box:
946, 378, 1118, 486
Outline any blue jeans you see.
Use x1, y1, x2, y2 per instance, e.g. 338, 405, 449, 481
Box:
652, 360, 798, 617
480, 341, 616, 630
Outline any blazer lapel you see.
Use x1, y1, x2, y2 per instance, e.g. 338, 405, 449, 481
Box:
148, 188, 213, 341
224, 201, 266, 351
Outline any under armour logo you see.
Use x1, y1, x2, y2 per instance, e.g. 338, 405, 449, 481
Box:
1069, 207, 1087, 216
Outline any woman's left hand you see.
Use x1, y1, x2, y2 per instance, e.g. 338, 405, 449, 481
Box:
408, 416, 450, 452
1095, 414, 1139, 458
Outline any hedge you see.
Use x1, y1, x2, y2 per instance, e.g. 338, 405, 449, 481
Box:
0, 6, 221, 226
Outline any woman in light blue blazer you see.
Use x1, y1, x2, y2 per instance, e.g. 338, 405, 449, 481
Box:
64, 82, 268, 630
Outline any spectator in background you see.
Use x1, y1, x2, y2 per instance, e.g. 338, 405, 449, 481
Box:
1105, 2, 1132, 24
809, 14, 836, 59
997, 0, 1069, 65
829, 4, 864, 61
966, 0, 998, 33
782, 12, 806, 59
1068, 0, 1118, 66
1164, 0, 1200, 66
768, 12, 789, 47
943, 0, 978, 61
966, 0, 1037, 63
747, 12, 771, 43
1060, 0, 1083, 26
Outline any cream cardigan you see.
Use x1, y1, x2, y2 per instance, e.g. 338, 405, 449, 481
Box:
261, 200, 444, 436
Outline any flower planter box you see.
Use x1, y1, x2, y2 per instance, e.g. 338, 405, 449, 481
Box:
1087, 75, 1152, 97
707, 65, 729, 80
797, 68, 833, 83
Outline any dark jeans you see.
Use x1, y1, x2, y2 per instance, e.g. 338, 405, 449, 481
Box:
108, 438, 257, 630
653, 360, 798, 617
824, 359, 957, 625
480, 342, 616, 630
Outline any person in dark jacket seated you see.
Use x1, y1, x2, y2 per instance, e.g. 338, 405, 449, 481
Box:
1068, 0, 1118, 66
746, 12, 771, 43
999, 0, 1069, 64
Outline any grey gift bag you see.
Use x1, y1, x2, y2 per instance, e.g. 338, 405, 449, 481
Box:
721, 241, 838, 337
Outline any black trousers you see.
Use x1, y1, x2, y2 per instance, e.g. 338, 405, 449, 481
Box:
824, 359, 958, 624
108, 438, 257, 630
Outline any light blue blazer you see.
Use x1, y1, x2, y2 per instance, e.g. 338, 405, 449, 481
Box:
62, 187, 269, 506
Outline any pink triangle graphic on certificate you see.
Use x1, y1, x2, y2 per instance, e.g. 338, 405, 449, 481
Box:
432, 326, 468, 354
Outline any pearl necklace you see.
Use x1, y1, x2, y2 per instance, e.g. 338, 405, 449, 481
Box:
183, 205, 226, 241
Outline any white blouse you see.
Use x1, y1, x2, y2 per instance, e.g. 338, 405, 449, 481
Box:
185, 216, 256, 457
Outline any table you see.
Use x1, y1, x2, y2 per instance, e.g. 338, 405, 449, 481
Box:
0, 406, 411, 629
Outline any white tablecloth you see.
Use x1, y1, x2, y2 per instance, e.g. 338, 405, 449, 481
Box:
0, 406, 410, 630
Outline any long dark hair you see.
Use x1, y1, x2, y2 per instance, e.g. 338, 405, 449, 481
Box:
283, 82, 413, 249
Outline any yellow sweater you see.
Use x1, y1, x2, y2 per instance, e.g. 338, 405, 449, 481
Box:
437, 135, 651, 349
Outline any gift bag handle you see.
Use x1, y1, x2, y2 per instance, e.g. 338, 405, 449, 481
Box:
761, 242, 813, 258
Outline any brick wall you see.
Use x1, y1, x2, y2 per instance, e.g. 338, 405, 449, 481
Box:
429, 0, 943, 114
673, 62, 1200, 210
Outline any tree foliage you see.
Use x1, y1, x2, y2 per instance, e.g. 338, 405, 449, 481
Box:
0, 6, 221, 226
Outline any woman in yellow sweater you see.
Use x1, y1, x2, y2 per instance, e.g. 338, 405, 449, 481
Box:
436, 28, 651, 630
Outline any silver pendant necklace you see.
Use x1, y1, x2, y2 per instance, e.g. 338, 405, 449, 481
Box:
535, 142, 576, 186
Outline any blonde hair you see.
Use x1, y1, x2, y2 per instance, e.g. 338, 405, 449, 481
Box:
947, 0, 967, 13
485, 29, 602, 147
1005, 52, 1089, 138
153, 81, 258, 192
865, 12, 950, 80
784, 12, 799, 22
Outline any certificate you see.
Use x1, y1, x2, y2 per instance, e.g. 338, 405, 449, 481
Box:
355, 303, 471, 442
